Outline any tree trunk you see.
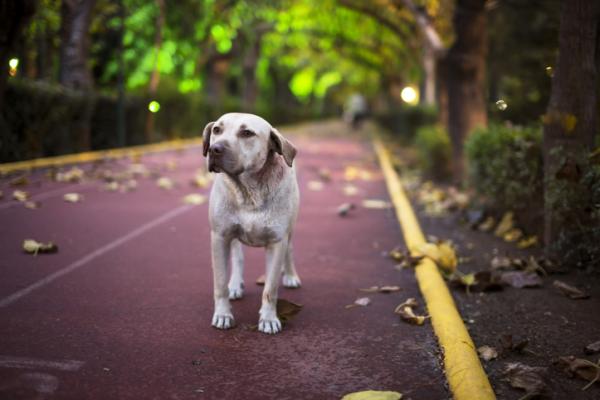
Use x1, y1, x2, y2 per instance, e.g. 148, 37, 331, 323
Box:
144, 0, 165, 143
446, 0, 488, 181
59, 0, 96, 152
421, 45, 436, 106
241, 33, 262, 112
543, 0, 600, 249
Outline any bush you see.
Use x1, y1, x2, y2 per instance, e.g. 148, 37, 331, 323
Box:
413, 124, 451, 180
465, 124, 543, 210
375, 104, 438, 142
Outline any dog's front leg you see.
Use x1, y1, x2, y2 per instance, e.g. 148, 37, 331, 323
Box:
259, 237, 288, 334
211, 232, 234, 329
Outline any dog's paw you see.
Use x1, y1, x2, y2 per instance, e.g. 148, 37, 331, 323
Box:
282, 274, 302, 288
258, 317, 282, 335
211, 313, 235, 330
228, 282, 244, 300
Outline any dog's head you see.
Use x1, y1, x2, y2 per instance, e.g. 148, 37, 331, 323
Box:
202, 113, 297, 175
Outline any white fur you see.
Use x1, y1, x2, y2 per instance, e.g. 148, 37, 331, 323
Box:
203, 113, 301, 335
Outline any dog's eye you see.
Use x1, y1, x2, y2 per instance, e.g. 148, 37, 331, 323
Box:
212, 126, 221, 135
239, 129, 255, 138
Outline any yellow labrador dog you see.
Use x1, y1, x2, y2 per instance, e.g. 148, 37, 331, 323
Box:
203, 113, 301, 334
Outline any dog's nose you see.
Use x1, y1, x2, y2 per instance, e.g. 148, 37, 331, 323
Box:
209, 142, 225, 156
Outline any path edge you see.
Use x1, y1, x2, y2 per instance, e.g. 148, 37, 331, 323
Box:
373, 136, 496, 400
0, 137, 202, 174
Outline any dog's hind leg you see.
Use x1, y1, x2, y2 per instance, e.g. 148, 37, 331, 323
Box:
259, 237, 288, 334
282, 237, 301, 288
228, 239, 244, 300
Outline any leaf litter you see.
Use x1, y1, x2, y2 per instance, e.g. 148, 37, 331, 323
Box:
503, 362, 547, 398
478, 345, 499, 361
557, 356, 600, 390
394, 298, 429, 325
341, 390, 402, 400
346, 297, 371, 309
23, 239, 58, 256
552, 280, 589, 299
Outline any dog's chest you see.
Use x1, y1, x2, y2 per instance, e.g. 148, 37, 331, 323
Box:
230, 211, 285, 247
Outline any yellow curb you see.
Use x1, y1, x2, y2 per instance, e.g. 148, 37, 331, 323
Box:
0, 137, 203, 174
373, 137, 496, 400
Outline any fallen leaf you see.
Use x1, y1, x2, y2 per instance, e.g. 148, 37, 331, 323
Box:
63, 193, 83, 203
24, 201, 40, 209
307, 180, 324, 191
557, 356, 600, 390
490, 256, 513, 271
157, 177, 174, 190
276, 299, 303, 324
478, 216, 496, 232
584, 341, 600, 355
256, 275, 265, 285
317, 168, 332, 181
500, 271, 542, 289
122, 179, 138, 192
165, 160, 178, 171
341, 390, 402, 400
343, 184, 359, 196
337, 202, 355, 216
346, 297, 371, 309
128, 163, 149, 177
361, 199, 392, 209
413, 241, 457, 274
105, 181, 119, 191
56, 167, 84, 183
13, 190, 28, 202
553, 280, 589, 299
500, 334, 530, 354
388, 247, 423, 269
478, 345, 498, 361
183, 194, 207, 205
452, 273, 477, 294
23, 239, 58, 256
503, 228, 523, 242
494, 212, 514, 237
359, 286, 380, 293
379, 285, 401, 293
191, 170, 212, 188
517, 236, 538, 249
503, 362, 546, 397
394, 298, 428, 325
9, 175, 29, 186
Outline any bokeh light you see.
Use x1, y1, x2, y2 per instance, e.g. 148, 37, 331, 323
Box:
495, 99, 507, 111
400, 86, 419, 105
148, 100, 161, 113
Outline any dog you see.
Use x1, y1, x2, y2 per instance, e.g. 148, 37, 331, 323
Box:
203, 113, 301, 335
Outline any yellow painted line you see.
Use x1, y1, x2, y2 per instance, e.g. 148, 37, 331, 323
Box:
373, 137, 496, 400
0, 137, 202, 174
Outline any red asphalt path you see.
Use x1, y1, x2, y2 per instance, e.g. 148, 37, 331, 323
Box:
0, 123, 447, 400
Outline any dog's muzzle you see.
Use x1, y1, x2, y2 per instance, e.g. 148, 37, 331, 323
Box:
208, 143, 226, 173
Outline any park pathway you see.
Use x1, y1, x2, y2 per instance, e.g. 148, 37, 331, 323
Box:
0, 121, 448, 399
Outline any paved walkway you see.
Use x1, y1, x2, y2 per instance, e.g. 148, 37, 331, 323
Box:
0, 122, 447, 399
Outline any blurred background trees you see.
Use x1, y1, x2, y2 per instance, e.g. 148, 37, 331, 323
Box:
0, 0, 598, 266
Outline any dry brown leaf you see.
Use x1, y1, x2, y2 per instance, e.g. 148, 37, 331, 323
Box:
24, 201, 40, 209
500, 334, 530, 355
13, 190, 29, 202
361, 199, 391, 209
307, 180, 324, 191
346, 297, 371, 309
105, 181, 119, 192
379, 285, 401, 293
584, 341, 600, 355
503, 362, 546, 397
553, 280, 590, 300
557, 356, 600, 390
157, 177, 174, 190
359, 286, 380, 293
56, 167, 84, 183
499, 271, 542, 289
337, 202, 355, 216
317, 168, 332, 182
183, 194, 207, 205
10, 175, 29, 186
23, 239, 58, 256
276, 299, 303, 324
343, 184, 359, 196
63, 193, 83, 203
256, 274, 265, 285
394, 298, 428, 325
478, 345, 498, 361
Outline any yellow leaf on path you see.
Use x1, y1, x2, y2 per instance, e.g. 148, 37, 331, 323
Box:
343, 184, 359, 196
494, 212, 514, 237
63, 193, 83, 203
342, 390, 402, 400
517, 236, 538, 249
105, 182, 119, 192
23, 239, 58, 256
361, 199, 391, 209
307, 180, 324, 191
24, 201, 40, 209
13, 190, 29, 202
183, 194, 207, 205
256, 275, 265, 285
157, 177, 174, 190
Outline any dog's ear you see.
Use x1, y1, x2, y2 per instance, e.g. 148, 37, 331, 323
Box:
202, 121, 215, 157
270, 128, 297, 167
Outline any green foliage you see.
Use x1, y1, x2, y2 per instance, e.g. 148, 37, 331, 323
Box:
413, 125, 451, 180
465, 124, 543, 210
546, 149, 600, 269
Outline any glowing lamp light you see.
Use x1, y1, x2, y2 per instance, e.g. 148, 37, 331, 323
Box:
400, 86, 419, 105
148, 100, 161, 113
545, 66, 553, 77
495, 99, 507, 111
8, 58, 19, 77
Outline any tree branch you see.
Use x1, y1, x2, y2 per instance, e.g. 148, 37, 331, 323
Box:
396, 0, 446, 56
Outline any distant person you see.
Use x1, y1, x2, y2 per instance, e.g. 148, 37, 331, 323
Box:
343, 93, 368, 129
